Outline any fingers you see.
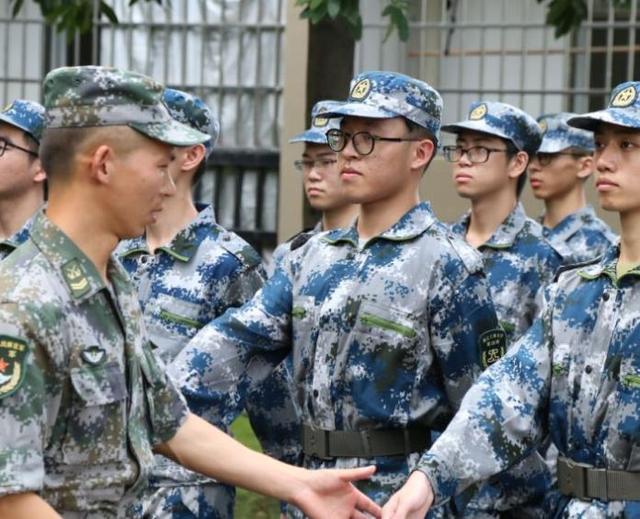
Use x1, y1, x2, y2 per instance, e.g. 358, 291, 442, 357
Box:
337, 465, 377, 482
354, 489, 382, 518
381, 495, 398, 519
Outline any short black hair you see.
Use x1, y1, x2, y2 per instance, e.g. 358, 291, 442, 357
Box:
192, 158, 208, 186
502, 139, 528, 198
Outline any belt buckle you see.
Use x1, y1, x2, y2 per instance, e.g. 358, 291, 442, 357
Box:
304, 427, 331, 460
562, 458, 591, 500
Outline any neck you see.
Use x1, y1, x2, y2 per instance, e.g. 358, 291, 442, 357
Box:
0, 189, 43, 239
618, 210, 640, 265
357, 188, 420, 240
466, 189, 517, 248
46, 192, 118, 284
322, 204, 359, 231
146, 185, 198, 252
542, 188, 587, 229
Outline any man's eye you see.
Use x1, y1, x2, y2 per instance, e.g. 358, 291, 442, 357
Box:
621, 140, 636, 150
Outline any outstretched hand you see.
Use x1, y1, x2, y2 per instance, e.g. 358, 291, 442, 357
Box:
382, 471, 434, 519
291, 465, 382, 519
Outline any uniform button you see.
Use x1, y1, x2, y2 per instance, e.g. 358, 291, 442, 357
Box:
602, 293, 609, 301
585, 365, 593, 374
223, 234, 231, 241
313, 389, 319, 397
139, 256, 148, 264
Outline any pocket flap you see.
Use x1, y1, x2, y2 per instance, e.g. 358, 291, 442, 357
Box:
70, 361, 127, 405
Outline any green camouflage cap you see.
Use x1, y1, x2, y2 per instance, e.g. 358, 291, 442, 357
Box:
43, 66, 210, 146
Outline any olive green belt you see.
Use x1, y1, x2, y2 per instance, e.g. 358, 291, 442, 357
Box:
301, 424, 430, 459
557, 456, 640, 501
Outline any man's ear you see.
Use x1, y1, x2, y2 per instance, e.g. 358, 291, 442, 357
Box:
576, 155, 594, 180
182, 144, 206, 172
30, 157, 46, 184
412, 138, 435, 172
507, 151, 529, 179
90, 145, 113, 185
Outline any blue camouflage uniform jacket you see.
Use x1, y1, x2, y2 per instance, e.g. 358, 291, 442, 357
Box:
169, 202, 504, 508
0, 211, 37, 261
117, 205, 265, 496
421, 244, 640, 517
451, 202, 563, 515
541, 205, 617, 265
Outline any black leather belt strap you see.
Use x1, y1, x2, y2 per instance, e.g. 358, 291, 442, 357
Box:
301, 425, 430, 459
557, 456, 640, 501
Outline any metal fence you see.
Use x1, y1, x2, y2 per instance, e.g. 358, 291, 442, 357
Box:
356, 0, 640, 145
0, 0, 284, 254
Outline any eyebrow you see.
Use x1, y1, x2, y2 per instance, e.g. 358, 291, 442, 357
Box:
302, 151, 336, 159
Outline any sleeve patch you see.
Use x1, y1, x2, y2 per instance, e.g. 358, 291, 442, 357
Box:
0, 335, 29, 399
479, 328, 507, 369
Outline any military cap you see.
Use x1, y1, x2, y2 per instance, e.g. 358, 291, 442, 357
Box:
323, 71, 443, 143
43, 66, 210, 146
289, 100, 343, 144
569, 81, 640, 131
0, 99, 45, 143
442, 101, 542, 154
537, 112, 594, 153
162, 88, 220, 157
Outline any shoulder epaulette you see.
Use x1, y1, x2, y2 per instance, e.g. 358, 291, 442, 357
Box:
553, 256, 602, 282
217, 229, 262, 268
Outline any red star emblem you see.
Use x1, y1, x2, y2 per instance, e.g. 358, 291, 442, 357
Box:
0, 357, 8, 373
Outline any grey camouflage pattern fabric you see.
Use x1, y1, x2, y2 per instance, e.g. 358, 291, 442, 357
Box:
289, 100, 343, 144
117, 204, 265, 518
168, 202, 503, 516
43, 66, 210, 146
0, 210, 188, 517
322, 70, 443, 141
0, 99, 45, 142
442, 101, 542, 154
162, 88, 220, 157
536, 112, 594, 153
420, 244, 640, 517
569, 81, 640, 131
451, 203, 562, 516
541, 205, 617, 265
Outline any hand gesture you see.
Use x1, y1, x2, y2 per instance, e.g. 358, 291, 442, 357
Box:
382, 471, 434, 519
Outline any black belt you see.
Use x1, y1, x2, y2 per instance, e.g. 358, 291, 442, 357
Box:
557, 456, 640, 501
301, 424, 430, 459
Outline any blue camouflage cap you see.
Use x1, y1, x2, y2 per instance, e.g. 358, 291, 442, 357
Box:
43, 66, 210, 147
323, 71, 443, 143
162, 88, 220, 157
442, 101, 542, 154
537, 112, 594, 153
289, 100, 343, 144
568, 81, 640, 131
0, 99, 45, 143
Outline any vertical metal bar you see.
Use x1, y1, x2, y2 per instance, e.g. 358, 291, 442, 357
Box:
456, 0, 466, 118
234, 168, 244, 229
234, 0, 243, 148
109, 0, 116, 66
419, 0, 427, 80
479, 0, 486, 98
181, 0, 188, 87
583, 0, 593, 110
199, 0, 207, 93
540, 9, 549, 113
163, 1, 171, 83
498, 0, 506, 101
20, 8, 27, 97
92, 0, 99, 64
254, 0, 263, 148
256, 169, 265, 230
218, 0, 226, 146
127, 0, 134, 69
518, 0, 528, 107
272, 0, 284, 148
627, 0, 637, 80
604, 1, 614, 95
4, 3, 10, 102
561, 18, 571, 112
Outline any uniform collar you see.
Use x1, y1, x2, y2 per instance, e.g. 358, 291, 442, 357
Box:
323, 202, 438, 247
0, 212, 36, 255
542, 205, 597, 242
30, 210, 130, 304
119, 204, 214, 263
452, 202, 528, 249
576, 244, 639, 283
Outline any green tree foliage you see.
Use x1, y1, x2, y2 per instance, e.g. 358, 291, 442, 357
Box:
537, 0, 632, 37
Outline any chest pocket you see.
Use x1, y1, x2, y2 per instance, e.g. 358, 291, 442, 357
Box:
63, 361, 128, 465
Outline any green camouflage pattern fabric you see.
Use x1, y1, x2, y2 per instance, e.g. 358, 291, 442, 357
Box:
420, 244, 640, 517
169, 202, 504, 517
0, 210, 188, 517
541, 205, 617, 265
117, 204, 265, 518
451, 202, 562, 516
43, 66, 210, 147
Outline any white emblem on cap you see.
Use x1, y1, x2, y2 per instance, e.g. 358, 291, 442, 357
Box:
611, 86, 637, 108
314, 116, 329, 127
469, 103, 488, 120
538, 120, 548, 133
351, 79, 371, 101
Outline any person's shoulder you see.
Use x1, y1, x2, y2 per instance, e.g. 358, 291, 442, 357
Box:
208, 223, 263, 269
427, 220, 485, 276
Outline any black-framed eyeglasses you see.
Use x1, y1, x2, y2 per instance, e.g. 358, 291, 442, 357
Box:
532, 152, 588, 167
0, 137, 38, 158
326, 128, 422, 156
442, 145, 509, 164
293, 158, 337, 173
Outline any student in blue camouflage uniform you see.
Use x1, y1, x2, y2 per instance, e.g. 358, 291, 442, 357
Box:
0, 65, 381, 519
530, 112, 617, 264
247, 99, 359, 517
118, 88, 266, 518
442, 101, 562, 517
382, 80, 640, 519
169, 71, 505, 516
268, 99, 359, 271
0, 99, 46, 259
